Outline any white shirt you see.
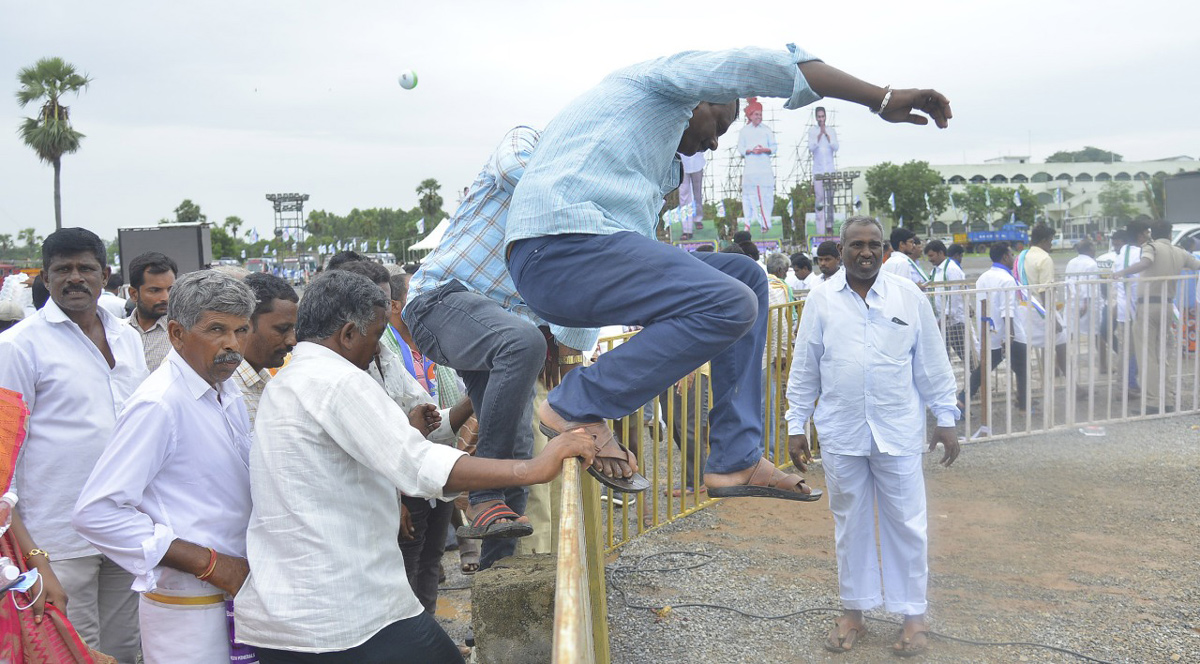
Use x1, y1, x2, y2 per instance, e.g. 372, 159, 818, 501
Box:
0, 300, 148, 559
881, 252, 927, 284
367, 341, 456, 446
737, 122, 776, 182
785, 271, 958, 455
785, 272, 807, 293
72, 349, 252, 594
98, 291, 127, 319
929, 258, 966, 324
975, 265, 1027, 349
1113, 245, 1140, 322
1065, 254, 1100, 302
807, 124, 839, 173
680, 151, 706, 174
236, 342, 466, 652
1065, 254, 1100, 332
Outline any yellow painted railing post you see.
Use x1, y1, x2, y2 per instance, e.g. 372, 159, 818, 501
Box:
552, 459, 609, 664
582, 473, 611, 663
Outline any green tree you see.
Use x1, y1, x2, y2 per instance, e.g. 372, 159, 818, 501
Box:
0, 234, 12, 255
1046, 146, 1122, 163
864, 161, 949, 232
15, 57, 92, 230
18, 228, 39, 250
222, 215, 244, 238
170, 199, 206, 224
210, 226, 238, 259
1098, 181, 1138, 223
416, 178, 444, 223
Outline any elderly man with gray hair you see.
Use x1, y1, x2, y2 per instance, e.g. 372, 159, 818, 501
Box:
74, 270, 259, 664
236, 270, 595, 663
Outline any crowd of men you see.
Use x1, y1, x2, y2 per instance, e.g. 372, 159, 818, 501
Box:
33, 39, 1178, 663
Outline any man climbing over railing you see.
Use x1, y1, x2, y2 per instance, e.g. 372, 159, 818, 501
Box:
504, 43, 952, 502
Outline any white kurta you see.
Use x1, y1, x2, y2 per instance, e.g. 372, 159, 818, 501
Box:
1065, 254, 1100, 336
738, 123, 777, 230
786, 271, 957, 615
807, 125, 838, 174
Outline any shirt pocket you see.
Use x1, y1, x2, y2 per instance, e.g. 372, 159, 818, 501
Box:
870, 318, 915, 364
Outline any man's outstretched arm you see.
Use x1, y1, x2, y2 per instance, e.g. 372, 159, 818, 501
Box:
798, 61, 952, 128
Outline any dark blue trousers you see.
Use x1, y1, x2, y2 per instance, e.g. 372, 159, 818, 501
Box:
508, 232, 767, 475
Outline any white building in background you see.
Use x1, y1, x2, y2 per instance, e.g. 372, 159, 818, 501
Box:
845, 156, 1197, 237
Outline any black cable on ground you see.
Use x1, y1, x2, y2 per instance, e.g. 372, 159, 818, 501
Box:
609, 550, 1116, 664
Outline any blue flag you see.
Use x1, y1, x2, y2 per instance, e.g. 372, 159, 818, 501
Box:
888, 192, 896, 211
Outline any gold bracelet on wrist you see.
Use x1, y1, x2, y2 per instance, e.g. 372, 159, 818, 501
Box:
23, 549, 49, 563
558, 354, 584, 366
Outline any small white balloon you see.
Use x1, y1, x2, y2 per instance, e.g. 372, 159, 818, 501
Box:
398, 70, 418, 90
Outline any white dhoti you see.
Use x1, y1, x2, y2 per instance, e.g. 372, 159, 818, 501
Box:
742, 179, 774, 232
823, 444, 927, 616
140, 592, 231, 664
679, 169, 704, 235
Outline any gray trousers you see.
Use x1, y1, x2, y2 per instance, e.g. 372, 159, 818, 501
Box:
51, 553, 141, 663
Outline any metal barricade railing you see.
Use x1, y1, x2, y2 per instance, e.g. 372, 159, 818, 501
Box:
551, 458, 607, 664
552, 271, 1200, 661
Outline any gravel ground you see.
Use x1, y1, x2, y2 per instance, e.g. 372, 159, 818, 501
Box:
607, 416, 1200, 663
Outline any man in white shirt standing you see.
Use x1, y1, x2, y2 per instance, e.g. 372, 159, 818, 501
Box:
1064, 240, 1102, 370
1109, 229, 1141, 393
236, 271, 594, 663
73, 270, 258, 663
881, 226, 928, 285
738, 97, 777, 233
814, 240, 842, 284
0, 228, 148, 663
233, 272, 299, 427
924, 240, 969, 361
98, 272, 128, 319
807, 106, 839, 234
125, 252, 178, 371
968, 243, 1029, 410
786, 253, 814, 293
786, 216, 959, 657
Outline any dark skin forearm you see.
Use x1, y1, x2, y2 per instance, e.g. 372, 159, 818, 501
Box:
160, 539, 249, 597
798, 61, 888, 109
443, 430, 596, 493
798, 61, 952, 128
447, 396, 473, 432
10, 509, 67, 621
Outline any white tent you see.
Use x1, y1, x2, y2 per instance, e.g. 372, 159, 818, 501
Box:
409, 218, 451, 252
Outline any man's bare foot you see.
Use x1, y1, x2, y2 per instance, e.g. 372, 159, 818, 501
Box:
825, 610, 866, 653
892, 614, 930, 657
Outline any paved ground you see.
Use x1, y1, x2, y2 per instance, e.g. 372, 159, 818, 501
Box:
606, 416, 1200, 664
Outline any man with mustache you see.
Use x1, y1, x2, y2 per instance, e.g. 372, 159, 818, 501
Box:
233, 272, 298, 428
73, 270, 258, 663
126, 252, 178, 370
0, 227, 148, 663
786, 216, 959, 656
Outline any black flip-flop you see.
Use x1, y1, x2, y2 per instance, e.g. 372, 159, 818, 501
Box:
455, 503, 533, 540
538, 423, 651, 494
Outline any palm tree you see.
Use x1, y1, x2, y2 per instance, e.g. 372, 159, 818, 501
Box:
416, 178, 444, 223
15, 57, 91, 231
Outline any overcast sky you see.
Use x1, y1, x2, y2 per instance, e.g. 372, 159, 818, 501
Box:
2, 0, 1198, 243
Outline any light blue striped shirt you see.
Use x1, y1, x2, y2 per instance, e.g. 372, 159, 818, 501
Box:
505, 44, 823, 244
406, 126, 599, 352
